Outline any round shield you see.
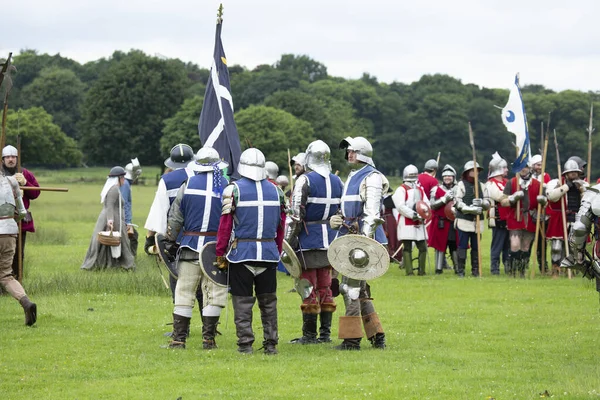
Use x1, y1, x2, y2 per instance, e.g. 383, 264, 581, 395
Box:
416, 200, 432, 221
327, 234, 389, 280
199, 241, 228, 287
444, 201, 456, 221
281, 240, 302, 278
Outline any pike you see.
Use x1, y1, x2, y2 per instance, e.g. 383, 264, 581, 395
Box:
553, 129, 572, 279
530, 114, 550, 278
468, 122, 483, 277
1, 53, 16, 150
17, 133, 23, 282
587, 103, 594, 182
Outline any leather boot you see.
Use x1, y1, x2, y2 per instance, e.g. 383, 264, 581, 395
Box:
202, 316, 220, 349
168, 313, 190, 349
290, 313, 318, 344
19, 296, 37, 326
318, 311, 333, 343
257, 293, 278, 355
450, 249, 459, 273
456, 249, 467, 277
232, 295, 256, 354
552, 264, 560, 279
520, 254, 529, 278
369, 333, 386, 349
335, 338, 361, 350
403, 249, 414, 276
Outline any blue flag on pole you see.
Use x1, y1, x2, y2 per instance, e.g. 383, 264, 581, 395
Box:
501, 74, 530, 173
198, 20, 242, 179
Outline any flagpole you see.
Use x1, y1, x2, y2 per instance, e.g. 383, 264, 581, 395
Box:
530, 121, 549, 279
468, 122, 483, 277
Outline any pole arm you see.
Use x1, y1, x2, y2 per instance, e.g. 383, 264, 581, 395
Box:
468, 122, 483, 277
587, 103, 594, 181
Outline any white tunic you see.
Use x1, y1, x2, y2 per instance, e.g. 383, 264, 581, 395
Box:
392, 183, 429, 241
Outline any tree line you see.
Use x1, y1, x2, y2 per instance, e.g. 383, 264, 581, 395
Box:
2, 49, 600, 179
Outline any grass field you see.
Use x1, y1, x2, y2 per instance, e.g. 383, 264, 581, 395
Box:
1, 168, 600, 400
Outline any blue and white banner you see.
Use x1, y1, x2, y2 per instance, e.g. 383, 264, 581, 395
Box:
198, 21, 242, 179
501, 74, 530, 173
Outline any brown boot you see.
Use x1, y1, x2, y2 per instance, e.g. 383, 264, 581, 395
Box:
202, 316, 220, 349
19, 296, 37, 326
168, 313, 190, 349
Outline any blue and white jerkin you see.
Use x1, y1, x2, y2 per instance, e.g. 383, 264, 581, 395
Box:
226, 178, 282, 263
163, 168, 195, 205
339, 165, 388, 244
501, 74, 531, 173
179, 172, 223, 253
299, 172, 343, 250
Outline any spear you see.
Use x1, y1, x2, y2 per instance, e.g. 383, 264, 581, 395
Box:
1, 54, 16, 150
530, 119, 549, 278
16, 132, 23, 282
468, 122, 483, 277
553, 129, 571, 279
587, 103, 594, 182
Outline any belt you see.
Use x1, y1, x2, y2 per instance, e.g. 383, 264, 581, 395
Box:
0, 216, 14, 220
235, 238, 274, 242
0, 234, 17, 238
306, 220, 328, 225
183, 231, 217, 236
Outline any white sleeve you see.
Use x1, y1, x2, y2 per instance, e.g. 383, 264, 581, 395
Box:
144, 179, 170, 234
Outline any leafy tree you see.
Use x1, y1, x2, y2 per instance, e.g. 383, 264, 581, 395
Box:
79, 50, 188, 165
20, 67, 85, 138
275, 54, 328, 83
160, 96, 203, 158
235, 105, 315, 169
231, 67, 301, 110
4, 107, 82, 166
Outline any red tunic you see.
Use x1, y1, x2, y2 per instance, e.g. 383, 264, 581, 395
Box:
505, 177, 540, 233
427, 185, 456, 251
417, 173, 438, 200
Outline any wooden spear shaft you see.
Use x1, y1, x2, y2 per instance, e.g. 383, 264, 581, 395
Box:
530, 128, 549, 278
553, 130, 570, 260
17, 134, 23, 282
468, 122, 483, 277
587, 103, 594, 182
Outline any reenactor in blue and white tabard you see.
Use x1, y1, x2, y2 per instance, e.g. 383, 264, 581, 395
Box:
215, 148, 287, 355
144, 144, 196, 295
329, 136, 388, 350
286, 140, 343, 344
164, 147, 229, 350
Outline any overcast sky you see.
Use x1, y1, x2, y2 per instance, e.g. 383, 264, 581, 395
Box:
3, 0, 598, 91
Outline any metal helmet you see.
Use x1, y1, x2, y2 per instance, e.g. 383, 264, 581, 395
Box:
108, 166, 126, 177
164, 144, 195, 169
339, 136, 374, 167
567, 156, 587, 174
2, 145, 18, 158
424, 159, 438, 172
275, 175, 289, 188
238, 148, 267, 181
291, 152, 306, 167
305, 140, 332, 177
563, 159, 582, 175
462, 160, 483, 175
189, 146, 228, 173
441, 164, 456, 180
265, 161, 279, 180
529, 154, 542, 167
403, 164, 419, 182
124, 157, 141, 180
488, 152, 507, 178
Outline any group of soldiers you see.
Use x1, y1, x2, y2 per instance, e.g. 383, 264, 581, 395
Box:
392, 152, 593, 280
137, 136, 600, 354
143, 137, 388, 354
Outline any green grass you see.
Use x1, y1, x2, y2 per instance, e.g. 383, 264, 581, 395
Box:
1, 169, 600, 399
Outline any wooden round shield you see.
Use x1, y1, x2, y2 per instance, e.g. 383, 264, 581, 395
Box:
416, 200, 432, 221
444, 201, 456, 221
327, 234, 389, 280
